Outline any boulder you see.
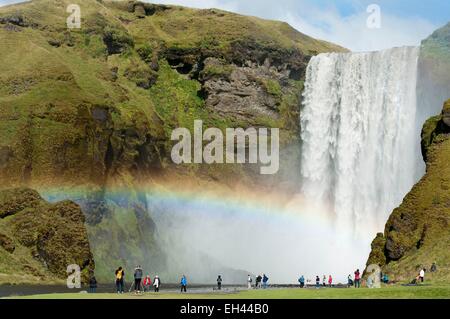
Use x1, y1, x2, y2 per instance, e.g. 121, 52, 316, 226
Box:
0, 233, 15, 253
0, 188, 95, 282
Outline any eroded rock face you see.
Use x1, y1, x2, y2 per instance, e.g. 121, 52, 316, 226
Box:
0, 188, 95, 282
200, 58, 286, 121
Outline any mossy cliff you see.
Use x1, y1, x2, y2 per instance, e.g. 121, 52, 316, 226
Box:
365, 99, 450, 283
0, 0, 345, 282
0, 188, 94, 284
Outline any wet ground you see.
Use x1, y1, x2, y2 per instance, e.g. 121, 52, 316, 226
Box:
0, 284, 245, 298
0, 284, 333, 298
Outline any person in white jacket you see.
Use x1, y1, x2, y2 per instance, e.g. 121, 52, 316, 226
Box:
247, 275, 252, 289
419, 269, 425, 283
153, 275, 161, 292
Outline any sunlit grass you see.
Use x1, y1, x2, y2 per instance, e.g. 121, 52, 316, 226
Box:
6, 285, 450, 299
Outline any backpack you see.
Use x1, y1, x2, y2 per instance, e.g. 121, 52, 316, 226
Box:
116, 270, 123, 280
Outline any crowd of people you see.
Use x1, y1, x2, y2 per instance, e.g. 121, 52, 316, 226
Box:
112, 266, 161, 294
85, 262, 438, 293
247, 274, 270, 289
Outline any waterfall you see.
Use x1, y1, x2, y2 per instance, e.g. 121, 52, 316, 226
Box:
300, 47, 422, 238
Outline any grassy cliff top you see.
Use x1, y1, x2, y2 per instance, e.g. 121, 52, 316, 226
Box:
421, 22, 450, 57
109, 1, 347, 54
0, 0, 346, 55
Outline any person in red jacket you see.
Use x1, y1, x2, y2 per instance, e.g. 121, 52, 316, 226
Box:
142, 275, 152, 292
328, 275, 333, 287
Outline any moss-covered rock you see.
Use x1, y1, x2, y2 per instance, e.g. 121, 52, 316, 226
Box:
0, 188, 94, 284
365, 99, 450, 283
365, 233, 387, 268
0, 232, 15, 253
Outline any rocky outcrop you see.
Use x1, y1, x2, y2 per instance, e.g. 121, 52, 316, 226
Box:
0, 188, 95, 284
365, 99, 450, 282
200, 58, 285, 121
443, 99, 450, 127
0, 233, 15, 253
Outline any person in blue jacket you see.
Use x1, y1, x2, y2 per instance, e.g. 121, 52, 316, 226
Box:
262, 274, 269, 289
298, 275, 305, 288
180, 275, 188, 293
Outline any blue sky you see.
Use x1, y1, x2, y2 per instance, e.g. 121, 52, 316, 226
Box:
1, 0, 449, 51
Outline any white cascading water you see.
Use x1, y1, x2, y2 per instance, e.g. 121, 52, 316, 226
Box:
300, 46, 422, 239
143, 47, 428, 284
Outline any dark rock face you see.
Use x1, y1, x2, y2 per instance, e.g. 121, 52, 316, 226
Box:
0, 188, 95, 282
0, 14, 29, 27
228, 39, 307, 80
102, 26, 134, 55
127, 1, 171, 17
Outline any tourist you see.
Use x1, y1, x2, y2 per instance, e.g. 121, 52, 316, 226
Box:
262, 274, 269, 289
180, 275, 188, 293
247, 275, 253, 289
142, 275, 152, 292
367, 276, 373, 288
347, 274, 353, 288
115, 267, 125, 294
328, 275, 333, 287
256, 274, 262, 289
153, 275, 161, 292
133, 265, 143, 294
322, 275, 327, 287
217, 275, 223, 290
315, 276, 320, 288
298, 275, 305, 288
354, 269, 361, 288
89, 274, 97, 293
382, 273, 389, 284
419, 268, 425, 283
431, 262, 437, 273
